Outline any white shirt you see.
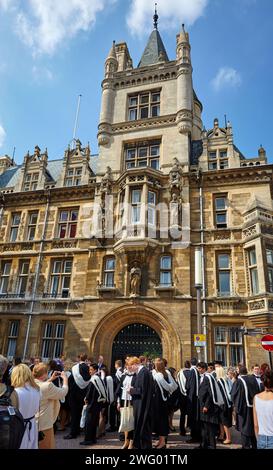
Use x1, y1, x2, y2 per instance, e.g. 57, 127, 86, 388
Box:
255, 395, 273, 436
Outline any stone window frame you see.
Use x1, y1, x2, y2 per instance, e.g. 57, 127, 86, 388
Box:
24, 172, 39, 191
6, 319, 20, 360
213, 194, 228, 229
47, 258, 73, 298
208, 148, 228, 171
159, 255, 172, 286
247, 246, 259, 295
16, 259, 30, 297
9, 212, 21, 242
40, 320, 66, 360
64, 166, 83, 187
27, 211, 39, 241
0, 260, 12, 295
124, 140, 161, 171
57, 208, 79, 239
266, 246, 273, 293
213, 324, 244, 367
127, 89, 161, 122
103, 256, 116, 288
216, 252, 231, 296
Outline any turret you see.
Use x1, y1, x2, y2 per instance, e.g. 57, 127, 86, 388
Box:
176, 24, 193, 135
98, 41, 118, 146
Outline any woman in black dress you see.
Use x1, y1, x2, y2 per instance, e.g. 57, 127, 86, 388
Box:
151, 358, 178, 449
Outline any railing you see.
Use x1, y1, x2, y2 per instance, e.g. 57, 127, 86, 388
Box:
42, 292, 70, 299
0, 293, 26, 299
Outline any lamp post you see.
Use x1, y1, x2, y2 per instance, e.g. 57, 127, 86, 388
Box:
195, 247, 203, 362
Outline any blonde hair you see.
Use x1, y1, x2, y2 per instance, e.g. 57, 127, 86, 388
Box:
33, 362, 48, 379
216, 366, 226, 380
11, 363, 39, 390
127, 356, 140, 366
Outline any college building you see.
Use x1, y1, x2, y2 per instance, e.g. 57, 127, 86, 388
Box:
0, 16, 272, 369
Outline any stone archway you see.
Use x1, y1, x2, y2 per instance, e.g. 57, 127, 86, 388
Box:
90, 304, 182, 369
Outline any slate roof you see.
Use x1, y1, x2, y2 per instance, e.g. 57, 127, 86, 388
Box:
0, 155, 99, 189
138, 29, 169, 67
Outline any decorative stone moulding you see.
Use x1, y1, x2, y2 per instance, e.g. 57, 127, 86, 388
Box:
97, 123, 112, 146
176, 109, 192, 135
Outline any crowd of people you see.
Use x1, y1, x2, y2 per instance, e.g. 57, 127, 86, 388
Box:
0, 353, 273, 450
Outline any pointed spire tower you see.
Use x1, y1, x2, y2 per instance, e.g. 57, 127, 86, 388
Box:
138, 4, 169, 67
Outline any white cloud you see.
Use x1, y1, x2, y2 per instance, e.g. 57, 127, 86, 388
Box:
0, 0, 15, 10
32, 65, 54, 82
127, 0, 208, 36
211, 67, 242, 92
2, 0, 116, 56
0, 124, 6, 148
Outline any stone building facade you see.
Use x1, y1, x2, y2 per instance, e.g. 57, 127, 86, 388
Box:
0, 21, 272, 369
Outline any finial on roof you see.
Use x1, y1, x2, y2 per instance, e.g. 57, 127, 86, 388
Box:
182, 23, 185, 32
153, 3, 158, 30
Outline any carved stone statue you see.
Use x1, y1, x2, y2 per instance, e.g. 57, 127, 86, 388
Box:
100, 166, 112, 194
169, 158, 183, 190
170, 193, 180, 226
130, 262, 142, 296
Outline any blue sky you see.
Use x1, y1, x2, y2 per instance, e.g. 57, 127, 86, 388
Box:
0, 0, 272, 163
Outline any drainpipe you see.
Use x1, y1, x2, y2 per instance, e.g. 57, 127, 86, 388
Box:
199, 175, 208, 362
22, 191, 51, 360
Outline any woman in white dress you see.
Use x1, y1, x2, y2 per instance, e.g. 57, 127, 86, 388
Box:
11, 364, 40, 449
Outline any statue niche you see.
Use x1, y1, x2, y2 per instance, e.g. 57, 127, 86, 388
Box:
129, 262, 142, 297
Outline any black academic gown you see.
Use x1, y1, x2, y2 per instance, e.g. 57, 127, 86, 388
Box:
218, 378, 232, 428
231, 375, 259, 437
198, 375, 220, 425
186, 367, 200, 437
152, 377, 170, 437
67, 362, 90, 437
198, 374, 220, 449
178, 369, 191, 434
84, 377, 103, 443
131, 367, 153, 449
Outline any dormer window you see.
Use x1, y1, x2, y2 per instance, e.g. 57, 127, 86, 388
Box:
208, 149, 228, 170
128, 91, 160, 121
24, 172, 39, 191
65, 167, 82, 187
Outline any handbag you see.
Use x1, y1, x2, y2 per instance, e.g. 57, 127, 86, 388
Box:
80, 404, 87, 429
118, 397, 134, 433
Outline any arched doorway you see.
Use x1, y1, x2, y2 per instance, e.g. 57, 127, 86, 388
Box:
111, 323, 162, 369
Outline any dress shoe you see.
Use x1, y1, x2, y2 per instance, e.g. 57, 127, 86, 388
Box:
223, 440, 231, 445
80, 440, 97, 445
63, 434, 77, 440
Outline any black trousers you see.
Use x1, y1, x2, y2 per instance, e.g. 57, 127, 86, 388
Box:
70, 398, 84, 437
241, 434, 257, 449
200, 421, 218, 449
85, 403, 101, 442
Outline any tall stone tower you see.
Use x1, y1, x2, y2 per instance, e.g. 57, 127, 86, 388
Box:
97, 14, 203, 177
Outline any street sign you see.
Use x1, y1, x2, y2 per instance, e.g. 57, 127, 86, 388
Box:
261, 334, 273, 351
194, 334, 206, 347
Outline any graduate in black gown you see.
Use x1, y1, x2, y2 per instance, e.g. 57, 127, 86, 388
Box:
129, 357, 153, 449
215, 366, 233, 443
197, 362, 222, 449
152, 359, 178, 448
177, 360, 191, 435
64, 354, 90, 439
80, 363, 107, 445
186, 357, 200, 442
231, 365, 260, 449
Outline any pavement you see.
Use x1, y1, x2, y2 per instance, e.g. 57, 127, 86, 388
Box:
55, 413, 242, 450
